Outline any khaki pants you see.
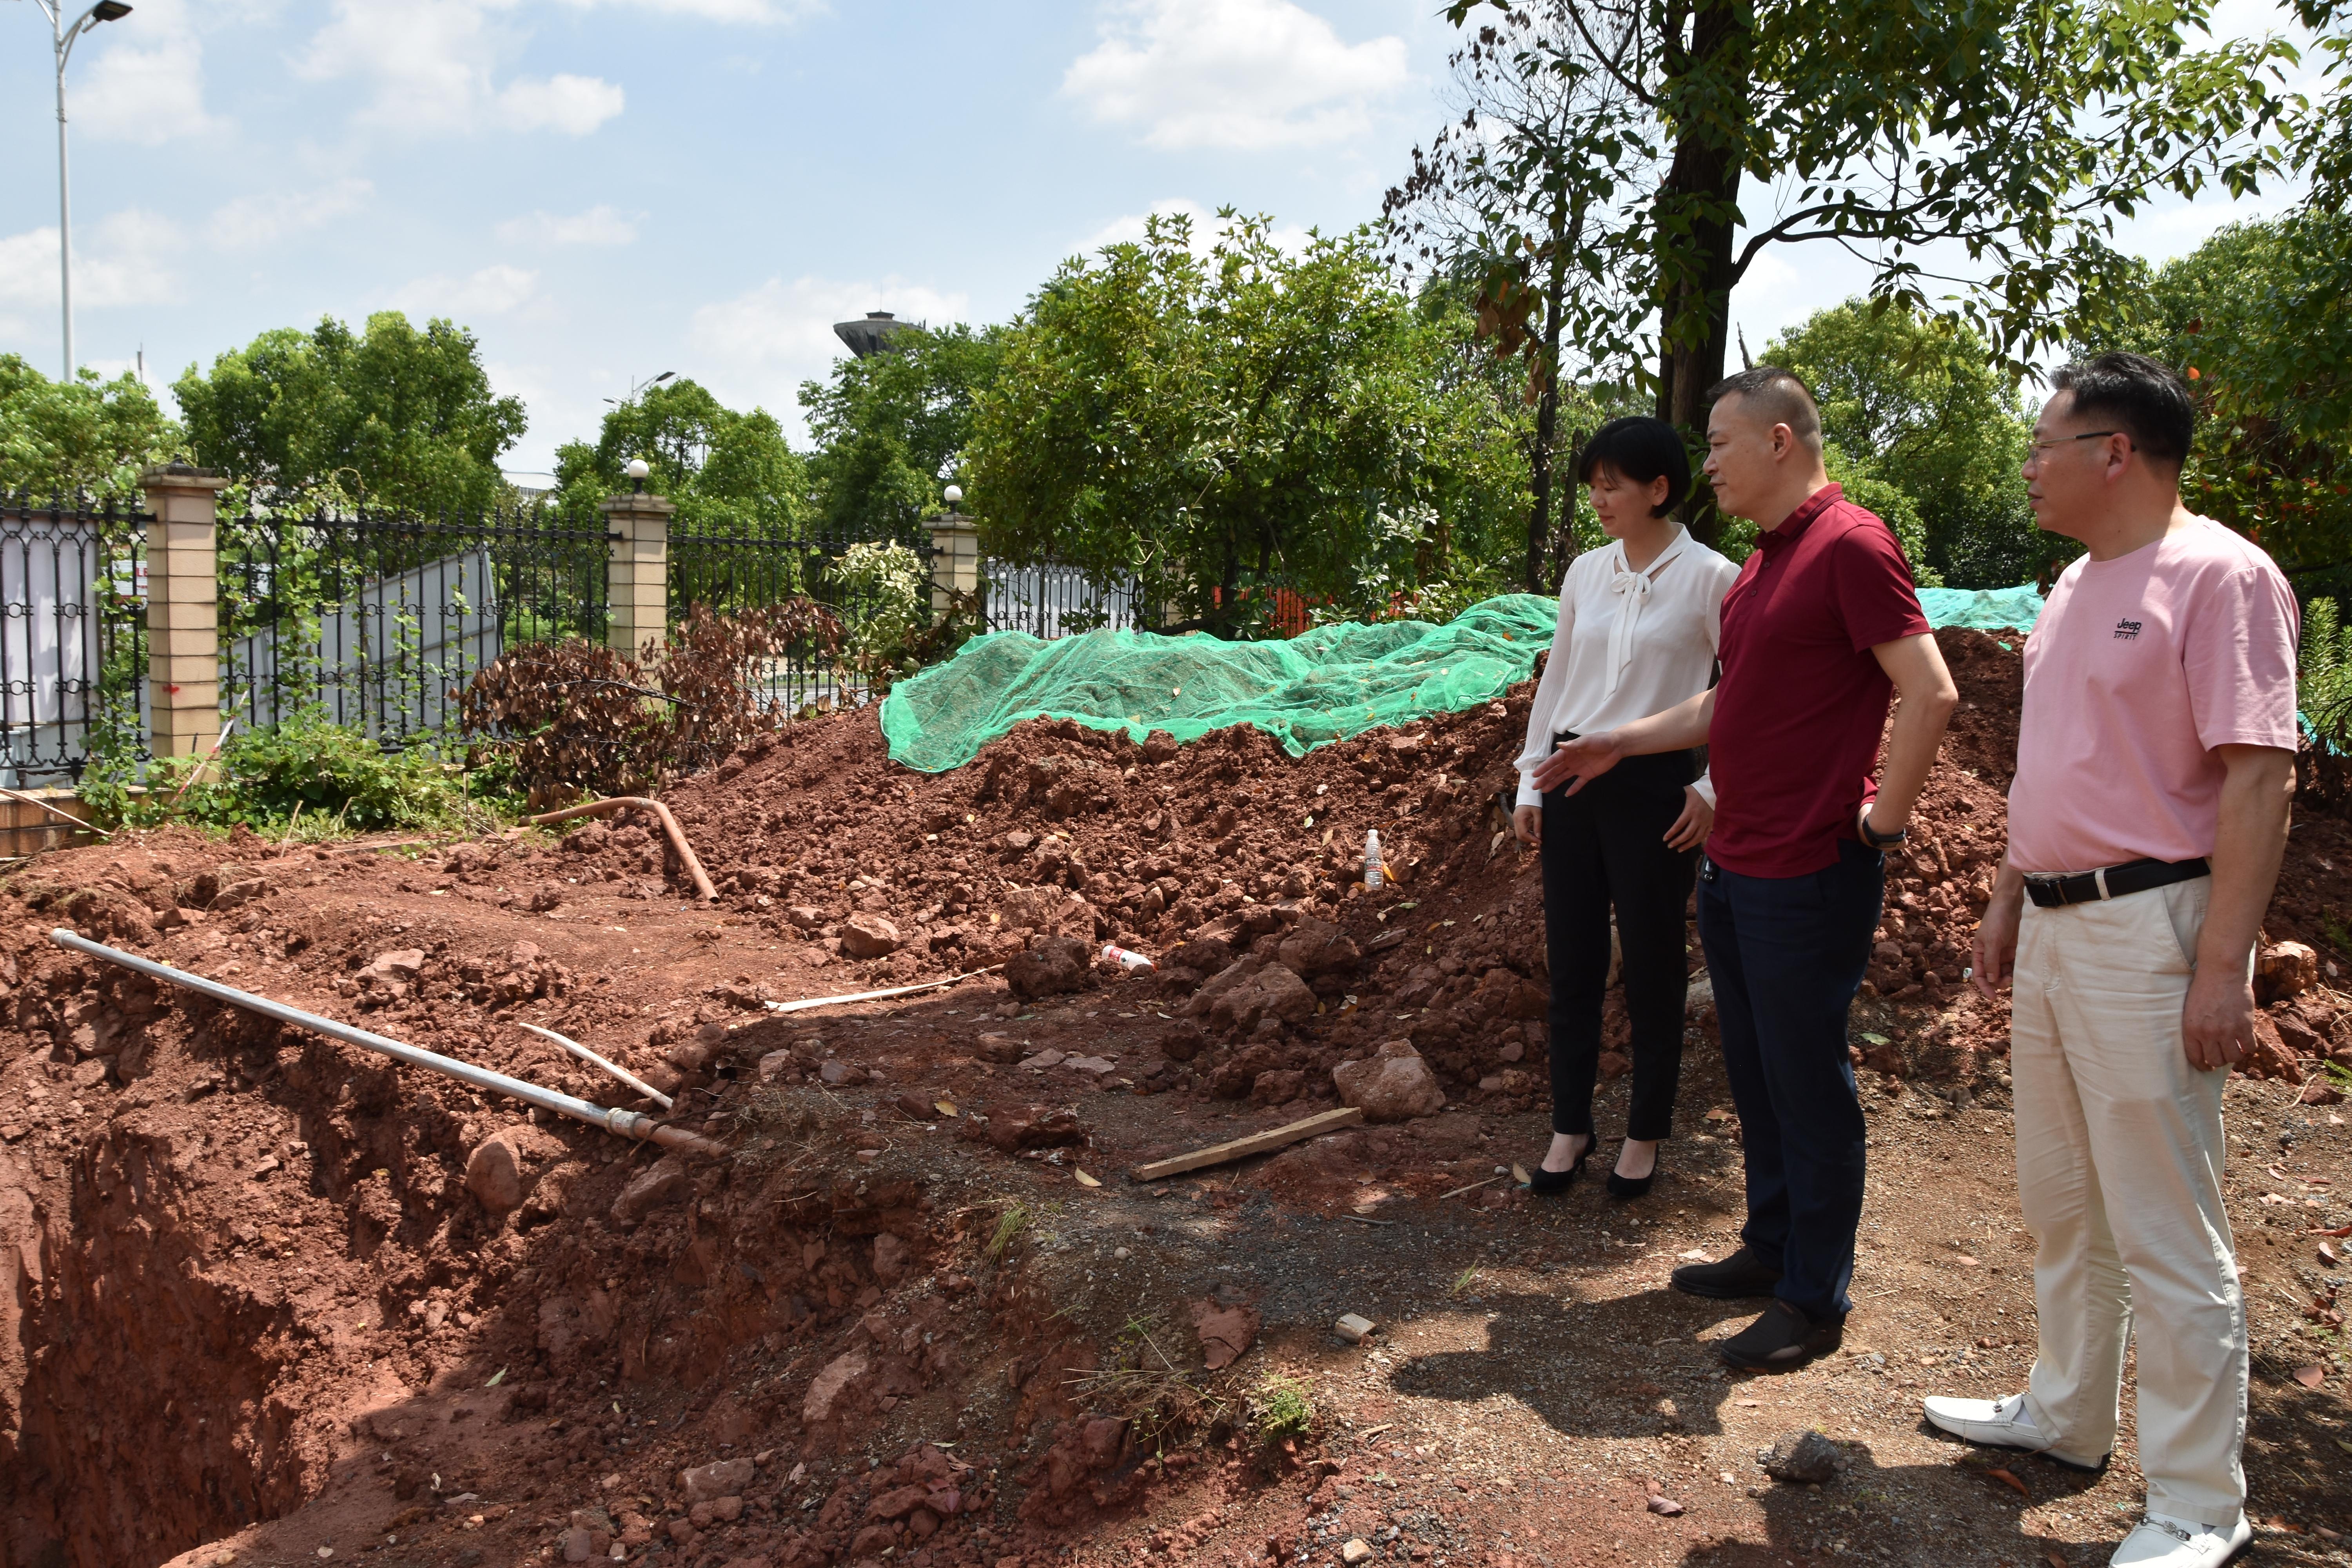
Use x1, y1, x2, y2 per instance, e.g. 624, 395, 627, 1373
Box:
2011, 876, 2247, 1527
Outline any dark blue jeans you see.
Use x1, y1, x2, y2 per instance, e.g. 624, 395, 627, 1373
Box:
1695, 837, 1883, 1321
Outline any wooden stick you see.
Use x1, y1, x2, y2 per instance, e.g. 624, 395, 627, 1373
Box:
527, 795, 718, 901
515, 1020, 674, 1110
0, 786, 109, 839
1131, 1106, 1365, 1182
166, 717, 236, 807
1437, 1174, 1504, 1201
325, 837, 434, 856
763, 965, 1004, 1015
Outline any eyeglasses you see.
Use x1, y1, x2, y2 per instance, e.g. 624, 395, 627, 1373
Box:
2026, 430, 2128, 456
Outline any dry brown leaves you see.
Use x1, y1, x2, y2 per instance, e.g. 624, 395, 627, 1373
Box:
458, 600, 844, 795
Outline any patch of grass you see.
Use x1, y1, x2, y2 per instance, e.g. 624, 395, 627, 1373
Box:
1067, 1314, 1226, 1446
987, 1202, 1032, 1260
86, 707, 513, 835
1448, 1267, 1480, 1297
2322, 913, 2352, 957
1249, 1375, 1315, 1445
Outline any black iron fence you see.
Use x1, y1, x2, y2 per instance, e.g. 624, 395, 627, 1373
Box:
982, 556, 1151, 638
670, 527, 933, 712
219, 508, 612, 743
0, 494, 147, 785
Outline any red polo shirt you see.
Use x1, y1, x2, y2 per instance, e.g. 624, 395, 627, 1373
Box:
1707, 483, 1929, 877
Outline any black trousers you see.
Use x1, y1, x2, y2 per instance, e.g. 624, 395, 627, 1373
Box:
1541, 744, 1700, 1142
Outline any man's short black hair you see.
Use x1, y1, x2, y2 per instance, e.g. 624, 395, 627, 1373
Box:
2047, 352, 2196, 467
1575, 416, 1692, 519
1704, 366, 1824, 452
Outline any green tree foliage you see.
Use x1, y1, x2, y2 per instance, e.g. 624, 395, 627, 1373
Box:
0, 356, 185, 500
964, 212, 1530, 635
2301, 595, 2352, 750
550, 377, 810, 537
1433, 0, 2294, 544
174, 312, 526, 515
800, 324, 1002, 538
2297, 0, 2352, 203
2081, 214, 2351, 575
1766, 301, 2058, 587
1385, 16, 1651, 588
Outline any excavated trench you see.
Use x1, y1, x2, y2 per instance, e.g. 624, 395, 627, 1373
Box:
3, 1127, 311, 1568
0, 975, 1031, 1568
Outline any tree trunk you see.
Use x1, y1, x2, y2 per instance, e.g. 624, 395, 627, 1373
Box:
1523, 240, 1573, 593
1651, 0, 1750, 550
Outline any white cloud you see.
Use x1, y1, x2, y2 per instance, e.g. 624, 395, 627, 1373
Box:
74, 0, 225, 144
1063, 0, 1409, 151
686, 275, 969, 430
206, 179, 376, 251
498, 73, 627, 134
496, 205, 641, 246
390, 263, 542, 318
295, 1, 624, 136
0, 211, 183, 309
554, 0, 826, 18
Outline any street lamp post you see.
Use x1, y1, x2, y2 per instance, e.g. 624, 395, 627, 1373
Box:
22, 0, 134, 382
603, 370, 677, 406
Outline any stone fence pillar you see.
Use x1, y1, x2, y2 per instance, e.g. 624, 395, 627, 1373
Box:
600, 490, 675, 661
139, 464, 229, 760
926, 506, 980, 620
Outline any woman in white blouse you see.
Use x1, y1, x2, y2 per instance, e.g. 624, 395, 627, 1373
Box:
1512, 417, 1740, 1200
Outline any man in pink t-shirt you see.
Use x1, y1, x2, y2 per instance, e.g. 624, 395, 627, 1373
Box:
1922, 354, 2298, 1568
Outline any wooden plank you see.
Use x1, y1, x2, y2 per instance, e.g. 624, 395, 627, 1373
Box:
1131, 1106, 1364, 1182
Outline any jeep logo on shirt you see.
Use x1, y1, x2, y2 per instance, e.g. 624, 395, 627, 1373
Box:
2113, 617, 2143, 640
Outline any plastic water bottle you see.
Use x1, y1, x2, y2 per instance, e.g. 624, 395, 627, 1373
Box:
1101, 944, 1156, 972
1363, 829, 1385, 889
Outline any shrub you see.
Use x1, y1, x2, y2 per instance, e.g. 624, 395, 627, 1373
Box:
829, 541, 932, 684
458, 600, 844, 797
2303, 597, 2352, 753
94, 709, 482, 833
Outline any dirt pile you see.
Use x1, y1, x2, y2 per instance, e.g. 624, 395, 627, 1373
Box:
642, 626, 2352, 1105
2, 624, 2348, 1568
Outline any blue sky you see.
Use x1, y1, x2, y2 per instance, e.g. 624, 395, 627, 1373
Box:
0, 0, 2314, 479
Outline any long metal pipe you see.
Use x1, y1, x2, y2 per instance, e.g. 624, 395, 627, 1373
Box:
49, 929, 724, 1156
527, 796, 719, 902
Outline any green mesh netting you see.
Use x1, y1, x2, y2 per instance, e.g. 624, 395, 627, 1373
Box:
1917, 583, 2045, 634
880, 593, 1560, 773
879, 583, 2049, 773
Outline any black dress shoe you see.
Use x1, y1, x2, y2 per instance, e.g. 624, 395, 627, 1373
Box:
1606, 1149, 1659, 1200
1669, 1244, 1782, 1299
1525, 1137, 1593, 1196
1719, 1299, 1845, 1372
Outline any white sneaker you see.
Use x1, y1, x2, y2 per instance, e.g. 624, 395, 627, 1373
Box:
1920, 1392, 2107, 1469
2110, 1513, 2251, 1568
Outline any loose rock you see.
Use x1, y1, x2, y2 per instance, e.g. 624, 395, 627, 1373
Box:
1332, 1040, 1446, 1122
839, 913, 902, 958
1762, 1429, 1842, 1485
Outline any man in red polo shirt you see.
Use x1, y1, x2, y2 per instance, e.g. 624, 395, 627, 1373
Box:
1541, 367, 1957, 1369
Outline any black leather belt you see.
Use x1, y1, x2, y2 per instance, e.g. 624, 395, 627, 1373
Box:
2023, 857, 2210, 909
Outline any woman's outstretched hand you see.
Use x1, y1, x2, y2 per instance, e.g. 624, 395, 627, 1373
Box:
1532, 730, 1624, 795
1664, 784, 1713, 851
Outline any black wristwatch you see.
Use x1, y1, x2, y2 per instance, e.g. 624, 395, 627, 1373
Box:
1859, 813, 1907, 849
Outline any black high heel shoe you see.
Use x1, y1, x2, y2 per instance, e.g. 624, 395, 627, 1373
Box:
1526, 1136, 1593, 1196
1606, 1145, 1660, 1200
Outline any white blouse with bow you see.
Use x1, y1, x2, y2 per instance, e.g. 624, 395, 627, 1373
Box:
1512, 526, 1742, 809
